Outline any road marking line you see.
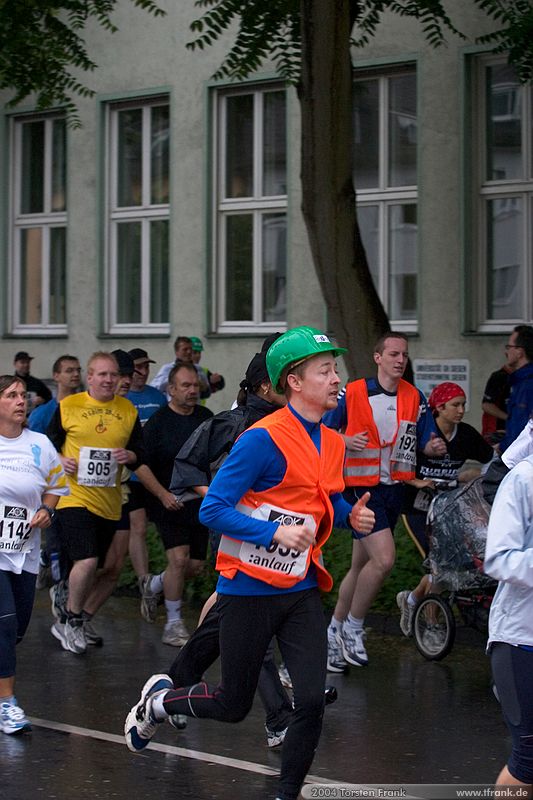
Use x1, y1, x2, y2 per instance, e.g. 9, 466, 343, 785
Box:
29, 717, 343, 785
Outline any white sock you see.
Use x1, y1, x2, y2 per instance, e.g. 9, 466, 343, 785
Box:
150, 692, 169, 721
165, 599, 182, 624
344, 613, 364, 632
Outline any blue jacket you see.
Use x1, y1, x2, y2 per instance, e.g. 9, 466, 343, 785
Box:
500, 362, 533, 452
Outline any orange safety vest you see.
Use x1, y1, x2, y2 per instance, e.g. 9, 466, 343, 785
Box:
343, 379, 420, 486
216, 405, 345, 591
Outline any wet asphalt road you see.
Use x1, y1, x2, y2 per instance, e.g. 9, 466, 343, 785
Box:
2, 591, 508, 800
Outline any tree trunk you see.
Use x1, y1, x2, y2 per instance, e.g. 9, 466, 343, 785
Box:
298, 0, 390, 378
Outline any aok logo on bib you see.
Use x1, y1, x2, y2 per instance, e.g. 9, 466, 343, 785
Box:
89, 449, 111, 461
4, 506, 28, 520
268, 511, 305, 527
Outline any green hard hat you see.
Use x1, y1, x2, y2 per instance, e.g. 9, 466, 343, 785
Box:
190, 336, 203, 352
266, 325, 347, 393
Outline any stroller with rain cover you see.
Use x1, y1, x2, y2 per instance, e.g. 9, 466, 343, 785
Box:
409, 477, 497, 660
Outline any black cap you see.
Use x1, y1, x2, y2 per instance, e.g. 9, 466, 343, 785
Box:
14, 351, 33, 361
260, 332, 282, 353
242, 351, 269, 390
128, 347, 155, 363
111, 349, 135, 376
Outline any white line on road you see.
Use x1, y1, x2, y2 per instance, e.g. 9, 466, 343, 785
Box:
29, 717, 344, 785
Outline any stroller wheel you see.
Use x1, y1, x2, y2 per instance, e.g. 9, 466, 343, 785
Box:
413, 594, 455, 661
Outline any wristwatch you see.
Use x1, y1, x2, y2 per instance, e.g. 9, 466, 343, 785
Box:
37, 503, 56, 520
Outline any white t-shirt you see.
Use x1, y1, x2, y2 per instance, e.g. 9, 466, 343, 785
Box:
368, 392, 399, 484
502, 419, 533, 469
0, 428, 69, 574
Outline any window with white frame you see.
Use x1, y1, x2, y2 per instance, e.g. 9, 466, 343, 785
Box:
9, 113, 67, 333
472, 56, 533, 330
106, 97, 169, 333
353, 68, 418, 328
214, 85, 287, 333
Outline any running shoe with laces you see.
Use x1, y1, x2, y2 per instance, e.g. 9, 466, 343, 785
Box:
338, 626, 368, 667
327, 634, 348, 673
396, 590, 415, 637
0, 699, 31, 735
265, 725, 288, 748
139, 574, 161, 623
161, 619, 190, 647
51, 618, 87, 654
49, 580, 68, 622
125, 674, 173, 752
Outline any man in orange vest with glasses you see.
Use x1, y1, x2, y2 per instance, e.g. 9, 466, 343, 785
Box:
323, 331, 446, 671
124, 326, 375, 800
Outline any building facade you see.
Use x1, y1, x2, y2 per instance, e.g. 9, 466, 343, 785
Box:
0, 1, 531, 418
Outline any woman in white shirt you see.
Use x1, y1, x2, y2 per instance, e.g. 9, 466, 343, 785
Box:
0, 375, 68, 735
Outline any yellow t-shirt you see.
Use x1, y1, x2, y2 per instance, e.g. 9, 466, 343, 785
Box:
56, 392, 139, 520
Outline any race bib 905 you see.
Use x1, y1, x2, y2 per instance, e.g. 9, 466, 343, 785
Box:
77, 447, 118, 487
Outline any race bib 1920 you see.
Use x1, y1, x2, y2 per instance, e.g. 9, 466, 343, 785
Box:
0, 505, 33, 553
391, 420, 417, 467
77, 447, 118, 487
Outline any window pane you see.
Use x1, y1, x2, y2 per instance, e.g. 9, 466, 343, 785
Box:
486, 197, 523, 319
263, 91, 286, 196
225, 215, 252, 319
388, 204, 417, 319
353, 80, 379, 189
262, 213, 286, 321
19, 228, 42, 324
486, 64, 522, 181
21, 121, 44, 214
116, 222, 141, 323
49, 227, 66, 324
117, 109, 142, 207
225, 95, 254, 198
357, 205, 380, 289
52, 118, 67, 212
151, 105, 169, 205
150, 219, 169, 323
389, 74, 417, 187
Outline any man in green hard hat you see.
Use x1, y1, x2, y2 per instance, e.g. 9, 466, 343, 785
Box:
125, 325, 375, 800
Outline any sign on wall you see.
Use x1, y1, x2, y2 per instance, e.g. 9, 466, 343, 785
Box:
413, 359, 470, 406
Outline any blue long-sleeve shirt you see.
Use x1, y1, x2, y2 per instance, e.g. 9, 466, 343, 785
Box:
199, 403, 353, 596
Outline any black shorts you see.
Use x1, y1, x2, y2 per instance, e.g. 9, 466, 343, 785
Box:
150, 499, 208, 560
57, 507, 117, 563
127, 481, 149, 512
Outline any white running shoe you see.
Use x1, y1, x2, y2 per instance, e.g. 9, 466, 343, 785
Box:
162, 619, 190, 647
338, 626, 368, 667
0, 700, 31, 735
125, 674, 173, 752
396, 590, 415, 637
139, 574, 161, 623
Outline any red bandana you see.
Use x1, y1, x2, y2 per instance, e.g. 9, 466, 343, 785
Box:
428, 381, 466, 411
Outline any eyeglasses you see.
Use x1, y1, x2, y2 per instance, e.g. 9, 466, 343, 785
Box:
505, 344, 522, 351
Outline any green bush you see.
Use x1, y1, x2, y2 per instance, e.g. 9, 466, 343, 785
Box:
119, 518, 424, 613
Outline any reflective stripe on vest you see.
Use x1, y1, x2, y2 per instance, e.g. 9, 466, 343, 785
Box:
343, 379, 420, 486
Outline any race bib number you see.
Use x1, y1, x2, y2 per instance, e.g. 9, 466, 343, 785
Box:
391, 421, 417, 467
413, 488, 433, 513
77, 447, 118, 487
237, 504, 316, 579
0, 505, 33, 553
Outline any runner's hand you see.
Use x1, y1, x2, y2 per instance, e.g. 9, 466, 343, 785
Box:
343, 431, 369, 452
424, 432, 447, 458
60, 455, 77, 475
273, 524, 315, 552
158, 490, 183, 511
349, 492, 375, 535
